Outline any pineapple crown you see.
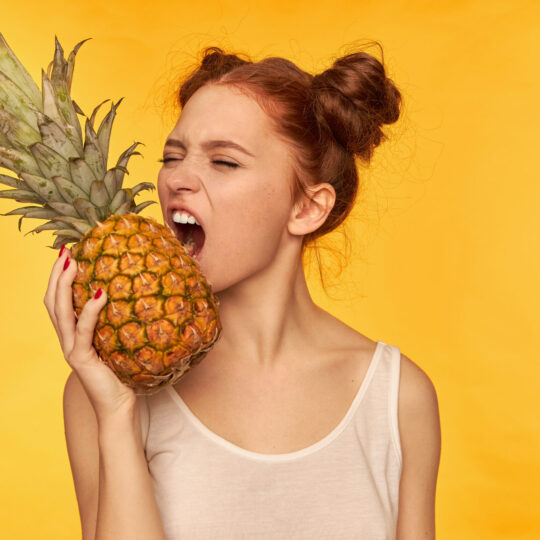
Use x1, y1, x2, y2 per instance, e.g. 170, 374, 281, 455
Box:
0, 34, 156, 248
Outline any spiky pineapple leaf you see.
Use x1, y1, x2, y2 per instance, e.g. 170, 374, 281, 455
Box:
89, 180, 109, 207
0, 130, 10, 148
0, 33, 42, 110
0, 72, 40, 131
114, 141, 143, 190
29, 142, 71, 179
71, 99, 84, 116
0, 188, 43, 203
64, 123, 83, 157
53, 228, 83, 240
109, 188, 129, 212
72, 197, 97, 223
83, 118, 105, 179
132, 182, 155, 196
24, 220, 60, 235
0, 109, 40, 150
84, 204, 99, 226
66, 38, 90, 93
53, 215, 92, 235
47, 201, 79, 218
0, 35, 155, 242
0, 146, 40, 175
3, 206, 58, 219
113, 200, 134, 216
19, 172, 63, 203
69, 157, 96, 194
36, 111, 79, 160
89, 99, 109, 127
97, 97, 123, 163
103, 169, 117, 199
0, 174, 25, 188
50, 37, 83, 145
51, 175, 87, 203
51, 234, 74, 249
134, 200, 156, 213
41, 70, 66, 128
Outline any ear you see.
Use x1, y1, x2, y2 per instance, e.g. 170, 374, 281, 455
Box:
287, 182, 336, 237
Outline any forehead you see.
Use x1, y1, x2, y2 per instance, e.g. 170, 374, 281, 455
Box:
169, 84, 275, 148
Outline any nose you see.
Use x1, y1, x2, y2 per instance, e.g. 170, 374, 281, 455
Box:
163, 161, 202, 194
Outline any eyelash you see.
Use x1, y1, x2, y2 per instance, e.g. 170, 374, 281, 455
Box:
158, 158, 239, 168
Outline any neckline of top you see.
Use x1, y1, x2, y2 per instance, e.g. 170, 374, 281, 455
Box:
164, 340, 385, 462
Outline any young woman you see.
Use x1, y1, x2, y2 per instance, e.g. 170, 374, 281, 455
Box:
46, 45, 441, 540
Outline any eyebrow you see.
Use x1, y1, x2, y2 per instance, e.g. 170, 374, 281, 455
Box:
164, 138, 255, 158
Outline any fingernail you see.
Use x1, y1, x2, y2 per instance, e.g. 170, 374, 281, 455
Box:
58, 245, 66, 258
63, 258, 70, 271
94, 288, 103, 299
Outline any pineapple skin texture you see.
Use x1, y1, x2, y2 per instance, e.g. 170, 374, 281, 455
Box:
71, 213, 221, 395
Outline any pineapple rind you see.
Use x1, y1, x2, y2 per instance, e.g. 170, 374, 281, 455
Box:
73, 214, 221, 395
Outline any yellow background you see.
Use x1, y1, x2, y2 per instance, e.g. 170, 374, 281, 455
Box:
1, 1, 539, 538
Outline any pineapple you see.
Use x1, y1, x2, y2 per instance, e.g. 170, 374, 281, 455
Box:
0, 34, 221, 394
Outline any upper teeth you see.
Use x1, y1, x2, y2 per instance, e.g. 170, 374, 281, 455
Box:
172, 210, 200, 226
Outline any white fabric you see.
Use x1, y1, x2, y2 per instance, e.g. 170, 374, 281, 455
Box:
138, 340, 403, 539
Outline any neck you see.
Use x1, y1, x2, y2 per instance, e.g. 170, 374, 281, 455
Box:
211, 252, 323, 370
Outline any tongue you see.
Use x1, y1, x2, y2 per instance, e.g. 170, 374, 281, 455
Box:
183, 228, 197, 256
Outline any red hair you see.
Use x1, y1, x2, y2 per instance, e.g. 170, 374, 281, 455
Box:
176, 43, 402, 275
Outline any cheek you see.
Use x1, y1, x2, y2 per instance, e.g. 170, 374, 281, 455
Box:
253, 183, 291, 228
222, 185, 290, 247
204, 184, 293, 290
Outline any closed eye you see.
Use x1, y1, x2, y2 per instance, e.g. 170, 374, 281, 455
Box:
213, 160, 239, 168
158, 158, 238, 168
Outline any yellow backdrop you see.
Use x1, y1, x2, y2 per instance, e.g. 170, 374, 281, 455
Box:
1, 1, 538, 538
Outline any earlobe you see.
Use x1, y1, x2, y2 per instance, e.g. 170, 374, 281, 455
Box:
287, 183, 336, 237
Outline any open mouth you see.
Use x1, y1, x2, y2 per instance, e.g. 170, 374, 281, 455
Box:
174, 223, 205, 259
172, 222, 205, 259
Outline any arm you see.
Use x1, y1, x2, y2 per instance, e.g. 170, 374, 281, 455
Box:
395, 353, 441, 540
64, 372, 165, 540
63, 371, 99, 539
47, 249, 167, 540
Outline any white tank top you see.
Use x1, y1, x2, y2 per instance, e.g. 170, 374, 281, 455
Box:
137, 340, 403, 540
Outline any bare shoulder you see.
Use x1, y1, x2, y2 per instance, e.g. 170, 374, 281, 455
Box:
395, 352, 441, 539
398, 352, 440, 421
397, 352, 441, 455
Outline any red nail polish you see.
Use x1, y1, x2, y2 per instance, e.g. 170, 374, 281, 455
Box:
94, 288, 103, 299
63, 258, 70, 271
58, 245, 65, 258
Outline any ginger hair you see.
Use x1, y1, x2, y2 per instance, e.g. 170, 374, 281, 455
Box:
176, 43, 402, 281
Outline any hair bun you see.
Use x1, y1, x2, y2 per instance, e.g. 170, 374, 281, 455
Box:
311, 50, 402, 161
179, 47, 251, 108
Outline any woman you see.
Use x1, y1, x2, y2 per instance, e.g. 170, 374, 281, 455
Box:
46, 44, 441, 539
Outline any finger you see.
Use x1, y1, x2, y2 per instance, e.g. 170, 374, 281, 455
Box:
54, 251, 79, 354
72, 287, 108, 362
43, 245, 71, 334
